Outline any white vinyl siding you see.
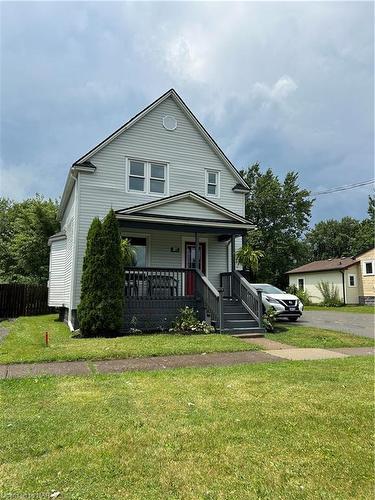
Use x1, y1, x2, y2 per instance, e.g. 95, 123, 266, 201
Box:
48, 238, 67, 307
60, 186, 76, 308
80, 96, 245, 214
68, 96, 246, 307
141, 197, 233, 220
289, 271, 344, 304
120, 228, 227, 289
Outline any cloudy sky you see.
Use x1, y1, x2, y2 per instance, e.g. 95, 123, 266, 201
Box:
1, 1, 373, 224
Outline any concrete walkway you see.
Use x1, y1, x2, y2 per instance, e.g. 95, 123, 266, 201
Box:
0, 346, 373, 379
299, 311, 374, 338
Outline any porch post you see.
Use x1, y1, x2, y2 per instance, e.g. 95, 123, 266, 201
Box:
195, 232, 199, 270
231, 235, 236, 272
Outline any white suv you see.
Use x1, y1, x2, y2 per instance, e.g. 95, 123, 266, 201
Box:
250, 283, 303, 321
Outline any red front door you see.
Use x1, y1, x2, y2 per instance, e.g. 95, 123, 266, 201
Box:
185, 242, 206, 295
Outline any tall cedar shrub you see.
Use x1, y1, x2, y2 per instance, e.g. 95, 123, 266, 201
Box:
77, 217, 105, 336
100, 209, 124, 335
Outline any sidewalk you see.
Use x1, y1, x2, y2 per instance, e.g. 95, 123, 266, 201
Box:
0, 346, 373, 379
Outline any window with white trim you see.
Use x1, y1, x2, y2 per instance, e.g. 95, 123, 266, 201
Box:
363, 260, 375, 276
348, 274, 356, 287
127, 159, 167, 195
298, 278, 305, 290
128, 160, 146, 192
205, 169, 220, 198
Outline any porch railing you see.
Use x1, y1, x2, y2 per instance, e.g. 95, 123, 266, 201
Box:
220, 271, 263, 328
124, 267, 224, 332
124, 268, 195, 299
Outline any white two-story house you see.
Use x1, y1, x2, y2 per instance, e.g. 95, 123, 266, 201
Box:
48, 89, 263, 334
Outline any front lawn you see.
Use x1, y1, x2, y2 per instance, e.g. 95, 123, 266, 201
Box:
1, 357, 373, 499
305, 305, 374, 314
0, 314, 258, 364
267, 324, 374, 348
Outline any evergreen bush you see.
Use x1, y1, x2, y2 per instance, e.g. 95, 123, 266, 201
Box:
100, 209, 124, 335
77, 217, 105, 336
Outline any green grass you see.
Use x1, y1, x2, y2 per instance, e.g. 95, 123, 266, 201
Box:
305, 305, 374, 314
0, 314, 258, 364
1, 357, 373, 499
267, 324, 374, 348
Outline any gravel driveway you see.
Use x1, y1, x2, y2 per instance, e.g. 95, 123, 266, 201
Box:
298, 311, 374, 339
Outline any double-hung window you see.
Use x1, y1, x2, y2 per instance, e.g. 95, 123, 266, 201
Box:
298, 278, 305, 290
150, 163, 166, 194
206, 170, 220, 198
128, 160, 146, 192
363, 260, 375, 276
128, 159, 167, 195
348, 274, 356, 287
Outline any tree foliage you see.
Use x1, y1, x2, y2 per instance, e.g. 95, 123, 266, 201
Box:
305, 196, 374, 260
236, 239, 264, 273
0, 195, 59, 284
78, 210, 124, 337
241, 163, 313, 288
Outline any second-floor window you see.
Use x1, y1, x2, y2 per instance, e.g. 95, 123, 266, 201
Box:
205, 169, 220, 198
128, 159, 167, 195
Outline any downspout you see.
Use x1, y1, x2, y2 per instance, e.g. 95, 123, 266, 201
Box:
340, 270, 346, 305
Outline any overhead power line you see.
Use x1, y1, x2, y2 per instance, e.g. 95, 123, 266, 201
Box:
310, 179, 374, 196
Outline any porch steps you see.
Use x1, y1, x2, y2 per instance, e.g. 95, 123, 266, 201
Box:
221, 298, 265, 336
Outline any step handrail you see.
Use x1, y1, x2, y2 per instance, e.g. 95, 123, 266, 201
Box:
231, 270, 263, 328
195, 269, 223, 332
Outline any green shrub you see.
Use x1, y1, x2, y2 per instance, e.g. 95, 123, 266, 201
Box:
77, 217, 105, 337
100, 209, 124, 335
262, 308, 279, 332
78, 210, 124, 337
171, 307, 215, 335
286, 284, 312, 305
317, 281, 344, 307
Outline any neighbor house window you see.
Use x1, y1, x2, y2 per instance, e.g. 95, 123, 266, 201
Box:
363, 261, 374, 275
127, 159, 167, 195
298, 278, 304, 290
348, 274, 356, 287
205, 170, 220, 198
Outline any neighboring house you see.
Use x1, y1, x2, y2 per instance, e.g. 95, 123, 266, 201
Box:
287, 248, 375, 305
48, 89, 264, 333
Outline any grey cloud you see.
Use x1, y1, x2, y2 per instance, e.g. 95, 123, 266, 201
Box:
1, 1, 373, 222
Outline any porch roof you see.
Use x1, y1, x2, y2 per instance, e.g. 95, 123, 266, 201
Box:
116, 213, 251, 235
115, 191, 254, 235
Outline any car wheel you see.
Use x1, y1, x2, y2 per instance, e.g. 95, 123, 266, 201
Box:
288, 317, 298, 322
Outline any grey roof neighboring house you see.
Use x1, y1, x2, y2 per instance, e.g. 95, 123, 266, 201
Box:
287, 257, 357, 274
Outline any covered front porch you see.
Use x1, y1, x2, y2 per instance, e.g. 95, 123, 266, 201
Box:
115, 192, 264, 334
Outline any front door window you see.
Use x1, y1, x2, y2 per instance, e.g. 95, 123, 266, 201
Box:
185, 242, 206, 296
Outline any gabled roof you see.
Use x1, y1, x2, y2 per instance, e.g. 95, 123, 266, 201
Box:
74, 89, 249, 189
287, 257, 358, 274
116, 191, 254, 227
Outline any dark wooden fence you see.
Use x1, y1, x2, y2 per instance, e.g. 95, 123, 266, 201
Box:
0, 283, 50, 318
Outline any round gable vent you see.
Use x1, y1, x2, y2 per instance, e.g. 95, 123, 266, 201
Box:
163, 115, 177, 131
